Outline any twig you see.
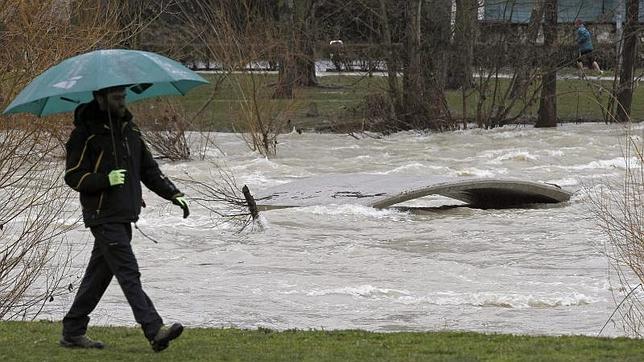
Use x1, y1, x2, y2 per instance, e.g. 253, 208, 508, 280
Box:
599, 284, 643, 337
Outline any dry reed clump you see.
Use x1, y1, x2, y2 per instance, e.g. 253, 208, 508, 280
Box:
0, 0, 131, 320
589, 125, 643, 337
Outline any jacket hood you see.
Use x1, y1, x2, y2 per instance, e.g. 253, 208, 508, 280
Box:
73, 100, 133, 133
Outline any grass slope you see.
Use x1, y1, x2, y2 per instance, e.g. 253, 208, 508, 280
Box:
1, 321, 643, 361
159, 71, 644, 132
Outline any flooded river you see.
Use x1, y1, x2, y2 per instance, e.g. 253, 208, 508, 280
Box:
41, 123, 643, 337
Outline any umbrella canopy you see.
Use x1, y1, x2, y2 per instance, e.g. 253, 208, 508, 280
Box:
3, 49, 209, 116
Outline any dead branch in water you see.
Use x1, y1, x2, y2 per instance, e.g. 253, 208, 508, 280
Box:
176, 162, 261, 232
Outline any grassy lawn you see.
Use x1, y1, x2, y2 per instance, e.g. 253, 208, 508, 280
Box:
1, 321, 643, 361
149, 70, 644, 132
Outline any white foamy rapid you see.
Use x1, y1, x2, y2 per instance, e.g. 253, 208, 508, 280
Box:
38, 123, 643, 337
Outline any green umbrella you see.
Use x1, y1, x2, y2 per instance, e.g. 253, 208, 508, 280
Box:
3, 49, 209, 116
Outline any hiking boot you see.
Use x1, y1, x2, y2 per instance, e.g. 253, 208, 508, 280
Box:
150, 323, 183, 352
59, 334, 105, 349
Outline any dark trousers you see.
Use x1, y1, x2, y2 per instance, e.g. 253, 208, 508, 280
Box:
62, 223, 163, 341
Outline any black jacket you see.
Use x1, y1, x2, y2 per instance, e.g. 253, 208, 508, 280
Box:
64, 100, 182, 227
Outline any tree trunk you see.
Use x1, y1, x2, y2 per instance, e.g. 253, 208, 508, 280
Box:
378, 0, 401, 122
511, 0, 545, 98
273, 0, 295, 98
398, 0, 452, 131
294, 0, 319, 87
616, 0, 639, 123
401, 0, 426, 129
536, 0, 557, 128
274, 0, 320, 96
449, 0, 478, 90
422, 0, 452, 130
426, 0, 452, 90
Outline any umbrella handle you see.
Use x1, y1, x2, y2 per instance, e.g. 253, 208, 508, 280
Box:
107, 110, 119, 168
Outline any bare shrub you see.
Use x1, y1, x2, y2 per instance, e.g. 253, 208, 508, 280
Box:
0, 0, 137, 320
235, 73, 297, 157
343, 93, 396, 136
0, 126, 76, 320
133, 100, 192, 161
589, 125, 643, 337
471, 20, 545, 129
176, 0, 297, 157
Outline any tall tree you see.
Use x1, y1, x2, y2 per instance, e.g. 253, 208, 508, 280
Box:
401, 0, 425, 128
425, 0, 452, 90
294, 0, 321, 87
510, 0, 545, 98
616, 0, 640, 123
397, 0, 452, 130
536, 0, 557, 128
421, 0, 452, 130
448, 0, 478, 90
273, 0, 296, 98
378, 0, 401, 117
273, 0, 322, 98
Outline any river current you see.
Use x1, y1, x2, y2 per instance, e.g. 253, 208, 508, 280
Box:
40, 123, 643, 337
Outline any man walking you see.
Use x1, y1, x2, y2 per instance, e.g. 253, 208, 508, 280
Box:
575, 19, 602, 74
60, 85, 190, 352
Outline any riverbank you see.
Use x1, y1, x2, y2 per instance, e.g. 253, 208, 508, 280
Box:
165, 72, 644, 133
1, 321, 643, 361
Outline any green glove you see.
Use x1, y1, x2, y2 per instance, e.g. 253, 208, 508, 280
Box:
171, 196, 190, 218
108, 169, 127, 186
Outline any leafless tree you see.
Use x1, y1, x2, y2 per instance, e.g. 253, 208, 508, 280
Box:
510, 0, 545, 99
615, 0, 640, 124
448, 0, 479, 91
176, 0, 293, 157
378, 0, 401, 119
273, 0, 323, 98
361, 0, 453, 132
465, 1, 543, 129
536, 0, 558, 128
133, 100, 192, 161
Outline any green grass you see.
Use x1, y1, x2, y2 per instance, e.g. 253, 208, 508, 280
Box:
142, 70, 644, 132
164, 73, 388, 131
1, 321, 643, 361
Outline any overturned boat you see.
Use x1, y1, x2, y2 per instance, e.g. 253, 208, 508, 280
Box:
254, 173, 573, 211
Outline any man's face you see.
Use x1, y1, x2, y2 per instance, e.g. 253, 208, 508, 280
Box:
99, 89, 127, 118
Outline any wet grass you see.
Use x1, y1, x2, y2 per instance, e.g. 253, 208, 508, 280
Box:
1, 320, 644, 361
153, 70, 643, 132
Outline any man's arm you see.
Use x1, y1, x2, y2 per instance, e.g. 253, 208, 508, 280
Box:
64, 129, 111, 193
138, 135, 182, 200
